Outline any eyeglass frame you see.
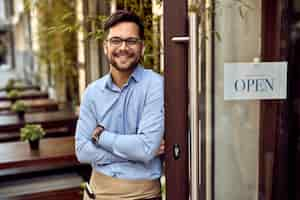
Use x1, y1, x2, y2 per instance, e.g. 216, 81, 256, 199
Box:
105, 37, 143, 48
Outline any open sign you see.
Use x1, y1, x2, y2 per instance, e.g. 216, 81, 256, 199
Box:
224, 62, 287, 100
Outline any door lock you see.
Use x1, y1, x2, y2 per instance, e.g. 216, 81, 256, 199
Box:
173, 144, 181, 160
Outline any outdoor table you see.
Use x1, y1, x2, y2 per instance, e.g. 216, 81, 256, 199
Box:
0, 90, 48, 101
0, 136, 85, 200
0, 85, 40, 92
0, 110, 78, 133
0, 136, 78, 169
0, 98, 59, 112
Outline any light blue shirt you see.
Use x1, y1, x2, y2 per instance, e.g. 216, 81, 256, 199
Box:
75, 65, 164, 180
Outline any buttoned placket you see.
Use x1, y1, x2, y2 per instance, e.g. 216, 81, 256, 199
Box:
119, 84, 129, 135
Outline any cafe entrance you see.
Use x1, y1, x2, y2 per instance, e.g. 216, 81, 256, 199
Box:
163, 0, 294, 200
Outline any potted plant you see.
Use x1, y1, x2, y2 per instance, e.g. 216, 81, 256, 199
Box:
20, 124, 46, 150
11, 101, 27, 120
5, 79, 16, 92
7, 89, 20, 103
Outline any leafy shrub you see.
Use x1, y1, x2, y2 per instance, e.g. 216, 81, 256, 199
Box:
20, 124, 46, 141
5, 79, 16, 92
11, 101, 27, 113
7, 89, 19, 99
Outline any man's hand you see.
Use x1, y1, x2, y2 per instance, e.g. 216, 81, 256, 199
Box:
91, 126, 104, 144
156, 139, 165, 155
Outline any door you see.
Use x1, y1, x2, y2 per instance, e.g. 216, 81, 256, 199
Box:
164, 0, 189, 200
164, 0, 291, 200
164, 0, 262, 199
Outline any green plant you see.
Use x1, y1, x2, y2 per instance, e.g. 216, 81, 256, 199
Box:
7, 89, 19, 99
34, 0, 78, 103
11, 101, 27, 113
30, 0, 163, 73
5, 79, 16, 92
20, 124, 45, 142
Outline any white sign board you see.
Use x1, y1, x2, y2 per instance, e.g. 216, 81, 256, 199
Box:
224, 62, 287, 100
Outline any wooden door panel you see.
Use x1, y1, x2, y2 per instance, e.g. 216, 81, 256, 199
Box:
164, 0, 189, 199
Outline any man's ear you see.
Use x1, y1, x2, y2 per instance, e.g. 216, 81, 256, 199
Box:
141, 45, 145, 56
103, 42, 108, 55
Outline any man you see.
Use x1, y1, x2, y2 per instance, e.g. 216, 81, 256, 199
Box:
75, 10, 164, 200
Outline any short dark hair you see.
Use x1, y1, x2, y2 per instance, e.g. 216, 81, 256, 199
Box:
104, 10, 144, 40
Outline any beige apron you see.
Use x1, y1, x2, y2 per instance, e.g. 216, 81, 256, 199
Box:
83, 170, 161, 200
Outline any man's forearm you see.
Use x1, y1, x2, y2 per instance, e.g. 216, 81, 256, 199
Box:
96, 129, 163, 164
76, 135, 127, 165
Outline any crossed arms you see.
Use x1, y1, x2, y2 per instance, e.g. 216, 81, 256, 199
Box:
75, 80, 164, 165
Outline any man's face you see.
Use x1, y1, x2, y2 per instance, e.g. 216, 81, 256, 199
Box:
104, 22, 144, 72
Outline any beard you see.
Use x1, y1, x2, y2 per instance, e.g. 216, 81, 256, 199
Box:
107, 50, 141, 72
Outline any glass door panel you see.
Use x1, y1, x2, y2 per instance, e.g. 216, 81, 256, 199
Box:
210, 0, 262, 199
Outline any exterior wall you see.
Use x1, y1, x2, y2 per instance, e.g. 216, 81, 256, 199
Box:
9, 0, 35, 83
213, 0, 261, 200
0, 0, 5, 19
0, 0, 15, 72
13, 14, 30, 81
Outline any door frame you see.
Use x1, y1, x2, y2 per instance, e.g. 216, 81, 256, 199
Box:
259, 0, 289, 200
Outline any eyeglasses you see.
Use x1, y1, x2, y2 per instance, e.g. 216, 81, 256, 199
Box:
106, 37, 142, 47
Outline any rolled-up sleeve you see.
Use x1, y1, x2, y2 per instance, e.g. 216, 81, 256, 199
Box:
98, 77, 164, 164
75, 86, 126, 166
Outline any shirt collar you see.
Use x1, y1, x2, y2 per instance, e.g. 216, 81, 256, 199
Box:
130, 65, 143, 83
101, 65, 143, 91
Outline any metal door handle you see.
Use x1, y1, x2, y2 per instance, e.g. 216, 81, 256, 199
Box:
189, 12, 200, 200
171, 36, 190, 43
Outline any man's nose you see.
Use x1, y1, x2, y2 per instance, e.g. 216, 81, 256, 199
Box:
119, 41, 128, 49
